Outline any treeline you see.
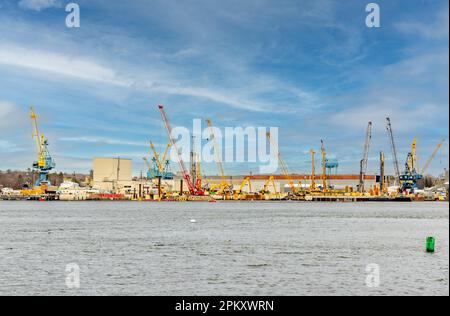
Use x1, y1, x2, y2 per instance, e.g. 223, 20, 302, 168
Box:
0, 170, 88, 189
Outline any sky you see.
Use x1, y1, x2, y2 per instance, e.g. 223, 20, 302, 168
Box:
0, 0, 448, 176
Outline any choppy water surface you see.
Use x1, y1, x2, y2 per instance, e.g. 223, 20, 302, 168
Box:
0, 201, 448, 296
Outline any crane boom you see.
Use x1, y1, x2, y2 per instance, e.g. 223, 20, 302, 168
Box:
29, 106, 55, 187
386, 117, 401, 182
30, 107, 43, 156
161, 143, 172, 165
143, 157, 155, 178
206, 120, 225, 180
359, 122, 373, 192
150, 141, 164, 172
267, 132, 297, 195
158, 105, 203, 195
421, 139, 446, 175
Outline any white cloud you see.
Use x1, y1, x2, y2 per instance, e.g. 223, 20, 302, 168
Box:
18, 0, 61, 12
59, 136, 149, 147
0, 100, 15, 119
395, 9, 449, 40
0, 44, 127, 86
0, 140, 24, 153
0, 44, 293, 113
0, 100, 27, 132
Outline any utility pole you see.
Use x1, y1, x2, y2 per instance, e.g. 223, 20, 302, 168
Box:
380, 151, 386, 194
310, 149, 316, 191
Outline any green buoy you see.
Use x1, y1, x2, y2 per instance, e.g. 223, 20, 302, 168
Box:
426, 237, 435, 253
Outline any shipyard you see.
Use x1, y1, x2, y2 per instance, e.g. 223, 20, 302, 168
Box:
0, 106, 448, 203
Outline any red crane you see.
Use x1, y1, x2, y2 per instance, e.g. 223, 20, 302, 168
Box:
158, 105, 204, 196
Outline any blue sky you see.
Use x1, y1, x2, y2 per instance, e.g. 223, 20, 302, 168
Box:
0, 0, 448, 176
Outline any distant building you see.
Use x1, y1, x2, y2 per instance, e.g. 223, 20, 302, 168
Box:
91, 158, 157, 198
92, 158, 133, 193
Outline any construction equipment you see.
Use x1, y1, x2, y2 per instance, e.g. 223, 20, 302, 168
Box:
206, 119, 231, 195
30, 107, 55, 187
190, 136, 202, 191
421, 139, 446, 175
143, 157, 155, 179
260, 176, 280, 199
150, 141, 164, 174
310, 149, 316, 191
386, 117, 401, 183
359, 122, 373, 193
150, 141, 174, 179
234, 177, 252, 200
158, 105, 204, 195
267, 132, 298, 195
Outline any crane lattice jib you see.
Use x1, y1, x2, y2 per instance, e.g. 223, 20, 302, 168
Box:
162, 143, 171, 164
30, 107, 43, 159
143, 157, 155, 178
206, 119, 232, 194
150, 141, 164, 172
362, 122, 373, 176
267, 132, 297, 194
206, 119, 226, 182
386, 118, 401, 180
422, 139, 446, 174
158, 105, 201, 195
360, 122, 373, 192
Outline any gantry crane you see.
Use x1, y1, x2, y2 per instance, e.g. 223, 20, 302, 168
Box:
267, 132, 298, 195
400, 138, 423, 192
421, 139, 446, 175
359, 122, 373, 193
30, 107, 55, 187
386, 117, 401, 184
158, 105, 204, 195
206, 119, 231, 195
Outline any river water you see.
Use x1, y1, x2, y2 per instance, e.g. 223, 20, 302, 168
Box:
0, 201, 448, 296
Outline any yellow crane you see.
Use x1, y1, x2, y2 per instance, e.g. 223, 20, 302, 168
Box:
206, 119, 231, 195
260, 176, 279, 198
142, 157, 154, 179
234, 177, 252, 200
150, 141, 164, 173
406, 138, 418, 174
29, 106, 55, 187
266, 132, 298, 195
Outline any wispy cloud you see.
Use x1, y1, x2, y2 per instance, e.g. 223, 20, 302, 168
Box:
0, 44, 127, 86
59, 136, 149, 147
395, 9, 449, 40
18, 0, 61, 12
